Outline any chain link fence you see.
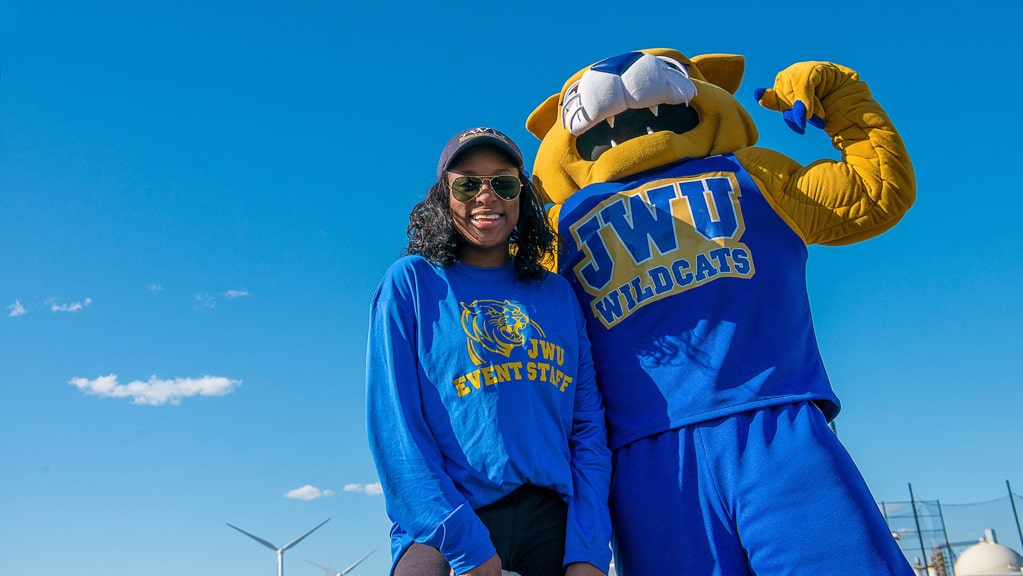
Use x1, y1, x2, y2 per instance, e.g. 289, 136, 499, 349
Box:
878, 483, 1023, 575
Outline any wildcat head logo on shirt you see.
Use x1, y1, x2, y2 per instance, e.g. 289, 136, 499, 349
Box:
460, 300, 545, 365
452, 301, 573, 397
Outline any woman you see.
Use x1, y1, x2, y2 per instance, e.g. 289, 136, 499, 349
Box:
366, 127, 612, 576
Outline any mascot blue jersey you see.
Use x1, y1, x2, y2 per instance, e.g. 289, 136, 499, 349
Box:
555, 154, 840, 450
366, 256, 611, 574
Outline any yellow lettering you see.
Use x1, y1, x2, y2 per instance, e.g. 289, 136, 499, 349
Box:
455, 361, 570, 398
529, 339, 566, 365
508, 362, 523, 380
527, 339, 540, 359
536, 363, 551, 382
540, 340, 556, 361
559, 374, 573, 393
453, 376, 470, 397
494, 363, 511, 382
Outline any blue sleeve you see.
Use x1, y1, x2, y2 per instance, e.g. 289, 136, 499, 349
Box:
365, 268, 496, 573
562, 294, 613, 570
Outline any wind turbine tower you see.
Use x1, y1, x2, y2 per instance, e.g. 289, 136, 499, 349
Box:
226, 518, 330, 576
305, 548, 376, 575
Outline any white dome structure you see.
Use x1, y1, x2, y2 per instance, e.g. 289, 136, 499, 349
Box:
954, 540, 1023, 575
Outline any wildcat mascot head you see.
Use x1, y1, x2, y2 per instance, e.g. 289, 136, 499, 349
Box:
527, 49, 756, 206
526, 48, 914, 246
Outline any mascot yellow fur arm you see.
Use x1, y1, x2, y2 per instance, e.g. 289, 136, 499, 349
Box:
743, 61, 915, 245
526, 49, 915, 251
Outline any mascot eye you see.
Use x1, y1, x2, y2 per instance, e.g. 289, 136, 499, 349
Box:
657, 56, 691, 78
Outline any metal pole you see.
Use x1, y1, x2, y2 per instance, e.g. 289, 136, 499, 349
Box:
1008, 480, 1023, 554
936, 500, 955, 576
909, 483, 929, 570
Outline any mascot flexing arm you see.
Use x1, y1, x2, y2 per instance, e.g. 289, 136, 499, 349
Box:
526, 49, 915, 576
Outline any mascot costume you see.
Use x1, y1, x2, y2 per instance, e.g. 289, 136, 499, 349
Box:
526, 49, 915, 575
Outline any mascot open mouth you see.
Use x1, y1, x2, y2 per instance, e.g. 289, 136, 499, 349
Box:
575, 103, 700, 161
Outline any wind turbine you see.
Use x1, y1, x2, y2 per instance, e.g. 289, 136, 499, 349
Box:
305, 548, 376, 575
226, 518, 330, 576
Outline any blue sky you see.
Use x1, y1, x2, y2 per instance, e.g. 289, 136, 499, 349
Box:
2, 0, 1021, 574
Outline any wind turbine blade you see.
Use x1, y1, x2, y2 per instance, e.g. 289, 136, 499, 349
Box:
225, 523, 279, 551
281, 518, 331, 551
305, 558, 340, 575
340, 549, 376, 575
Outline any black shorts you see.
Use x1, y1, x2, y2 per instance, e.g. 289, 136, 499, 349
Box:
394, 484, 568, 576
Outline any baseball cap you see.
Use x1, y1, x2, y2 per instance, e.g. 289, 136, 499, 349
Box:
437, 127, 524, 179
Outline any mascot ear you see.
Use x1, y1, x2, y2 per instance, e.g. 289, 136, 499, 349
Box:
527, 93, 561, 139
691, 54, 745, 95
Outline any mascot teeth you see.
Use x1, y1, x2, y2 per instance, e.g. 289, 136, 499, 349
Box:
561, 52, 698, 137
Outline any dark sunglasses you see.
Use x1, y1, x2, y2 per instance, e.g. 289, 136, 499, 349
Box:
448, 174, 522, 202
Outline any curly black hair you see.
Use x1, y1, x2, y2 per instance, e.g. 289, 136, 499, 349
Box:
406, 169, 557, 282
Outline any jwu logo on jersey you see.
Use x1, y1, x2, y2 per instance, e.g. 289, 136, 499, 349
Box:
569, 172, 756, 328
453, 300, 573, 397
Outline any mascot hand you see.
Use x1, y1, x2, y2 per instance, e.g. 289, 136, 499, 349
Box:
754, 61, 860, 135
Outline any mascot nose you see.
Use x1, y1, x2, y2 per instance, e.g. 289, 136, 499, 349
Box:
591, 51, 645, 76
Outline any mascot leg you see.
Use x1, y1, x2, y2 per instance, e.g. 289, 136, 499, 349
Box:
610, 427, 750, 576
610, 403, 914, 576
727, 403, 914, 575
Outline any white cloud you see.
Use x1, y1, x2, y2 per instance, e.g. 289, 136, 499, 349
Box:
224, 290, 249, 299
285, 484, 335, 500
68, 374, 241, 406
148, 284, 163, 294
50, 297, 92, 313
344, 483, 383, 496
7, 300, 27, 317
195, 294, 215, 308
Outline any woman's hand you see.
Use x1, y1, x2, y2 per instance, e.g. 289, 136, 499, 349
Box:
457, 553, 502, 576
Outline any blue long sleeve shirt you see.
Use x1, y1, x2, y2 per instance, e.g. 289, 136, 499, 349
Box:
366, 256, 612, 575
